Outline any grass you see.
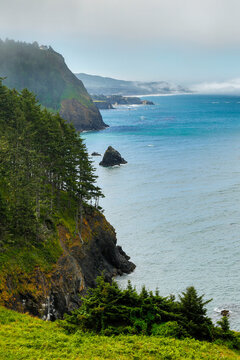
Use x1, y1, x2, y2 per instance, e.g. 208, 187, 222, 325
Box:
0, 232, 62, 307
0, 235, 62, 273
0, 306, 240, 360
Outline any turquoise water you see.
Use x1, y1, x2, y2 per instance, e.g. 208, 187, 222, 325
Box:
84, 95, 240, 330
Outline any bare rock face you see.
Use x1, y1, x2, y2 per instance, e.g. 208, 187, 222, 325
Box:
60, 98, 108, 131
99, 146, 127, 167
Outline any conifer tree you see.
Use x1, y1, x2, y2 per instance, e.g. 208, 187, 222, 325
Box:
179, 286, 213, 340
0, 80, 103, 244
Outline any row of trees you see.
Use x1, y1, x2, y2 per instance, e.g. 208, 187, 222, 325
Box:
0, 79, 102, 244
62, 277, 240, 349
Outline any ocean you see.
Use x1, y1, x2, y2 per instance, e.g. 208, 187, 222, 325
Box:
84, 94, 240, 330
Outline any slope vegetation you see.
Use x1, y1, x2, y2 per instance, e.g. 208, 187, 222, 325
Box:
0, 306, 239, 360
0, 81, 133, 318
0, 39, 107, 130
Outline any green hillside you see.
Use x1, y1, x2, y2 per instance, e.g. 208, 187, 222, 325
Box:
0, 306, 239, 360
75, 72, 189, 96
0, 39, 107, 131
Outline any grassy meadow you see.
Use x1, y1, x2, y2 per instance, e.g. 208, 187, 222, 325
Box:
0, 306, 240, 360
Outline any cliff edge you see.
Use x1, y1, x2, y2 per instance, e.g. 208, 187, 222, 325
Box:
0, 209, 135, 319
0, 39, 107, 131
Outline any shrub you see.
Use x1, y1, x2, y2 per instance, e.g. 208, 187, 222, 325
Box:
151, 321, 187, 339
178, 286, 213, 341
61, 276, 240, 350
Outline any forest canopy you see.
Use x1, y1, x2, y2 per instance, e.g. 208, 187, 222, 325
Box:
0, 79, 102, 246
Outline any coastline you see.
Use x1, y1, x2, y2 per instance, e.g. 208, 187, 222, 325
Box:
84, 93, 240, 331
125, 92, 193, 98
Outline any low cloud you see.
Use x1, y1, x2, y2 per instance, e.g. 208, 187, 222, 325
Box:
1, 0, 240, 48
191, 79, 240, 94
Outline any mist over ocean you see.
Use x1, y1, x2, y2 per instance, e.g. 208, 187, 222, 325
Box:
84, 94, 240, 330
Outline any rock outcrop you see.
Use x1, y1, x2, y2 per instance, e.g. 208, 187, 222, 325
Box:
141, 100, 154, 105
99, 146, 127, 167
221, 310, 230, 317
0, 209, 135, 319
93, 100, 114, 110
60, 98, 107, 131
92, 94, 154, 109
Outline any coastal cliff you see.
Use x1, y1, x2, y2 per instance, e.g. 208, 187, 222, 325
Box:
0, 81, 133, 319
60, 98, 107, 131
0, 209, 135, 319
0, 39, 107, 131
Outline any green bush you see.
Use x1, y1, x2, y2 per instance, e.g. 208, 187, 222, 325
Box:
61, 276, 177, 335
151, 321, 187, 339
61, 276, 240, 351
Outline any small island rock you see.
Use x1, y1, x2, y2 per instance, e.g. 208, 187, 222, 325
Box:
141, 100, 154, 105
91, 152, 101, 156
221, 309, 230, 317
99, 146, 127, 167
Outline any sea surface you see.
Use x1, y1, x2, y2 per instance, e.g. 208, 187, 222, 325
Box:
84, 94, 240, 330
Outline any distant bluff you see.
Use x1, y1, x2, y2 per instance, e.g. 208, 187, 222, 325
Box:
0, 39, 107, 131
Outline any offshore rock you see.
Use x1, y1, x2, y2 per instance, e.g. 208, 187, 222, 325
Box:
221, 309, 230, 317
91, 152, 101, 156
93, 100, 114, 110
92, 94, 154, 107
0, 209, 135, 319
99, 146, 127, 167
141, 100, 154, 105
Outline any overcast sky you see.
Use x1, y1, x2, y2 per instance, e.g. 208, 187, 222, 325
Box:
1, 0, 240, 85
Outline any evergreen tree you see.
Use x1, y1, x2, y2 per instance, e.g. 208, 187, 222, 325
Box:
179, 286, 213, 340
217, 316, 230, 333
0, 80, 103, 245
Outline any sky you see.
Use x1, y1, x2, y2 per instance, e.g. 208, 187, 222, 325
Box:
1, 0, 240, 89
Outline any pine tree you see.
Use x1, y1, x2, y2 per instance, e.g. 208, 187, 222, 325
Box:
179, 286, 213, 340
0, 80, 103, 245
217, 316, 230, 333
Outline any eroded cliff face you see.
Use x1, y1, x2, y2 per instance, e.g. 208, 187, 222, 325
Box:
0, 210, 135, 319
60, 98, 108, 131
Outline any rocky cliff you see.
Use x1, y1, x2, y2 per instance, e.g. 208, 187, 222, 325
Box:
0, 209, 135, 319
0, 39, 107, 131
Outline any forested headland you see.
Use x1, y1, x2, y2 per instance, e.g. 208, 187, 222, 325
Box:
0, 39, 107, 131
0, 80, 240, 359
0, 80, 134, 317
0, 78, 102, 244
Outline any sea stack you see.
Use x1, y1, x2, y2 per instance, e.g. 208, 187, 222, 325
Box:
99, 146, 127, 167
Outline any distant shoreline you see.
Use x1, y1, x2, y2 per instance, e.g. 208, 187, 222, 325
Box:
127, 92, 192, 98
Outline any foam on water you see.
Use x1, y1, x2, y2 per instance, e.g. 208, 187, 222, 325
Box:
84, 95, 240, 330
